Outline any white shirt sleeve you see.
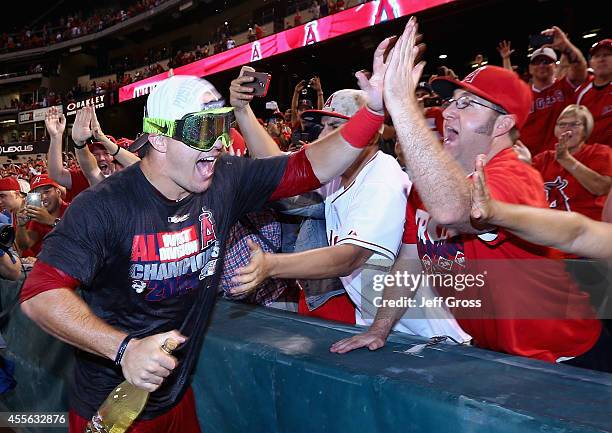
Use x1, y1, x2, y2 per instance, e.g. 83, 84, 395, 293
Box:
332, 180, 407, 266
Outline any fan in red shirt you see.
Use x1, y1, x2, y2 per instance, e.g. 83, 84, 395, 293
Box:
574, 39, 612, 146
381, 21, 602, 369
533, 104, 612, 221
519, 27, 588, 156
15, 174, 68, 257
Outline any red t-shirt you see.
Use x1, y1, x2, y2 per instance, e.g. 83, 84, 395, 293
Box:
402, 148, 600, 362
24, 201, 69, 257
65, 168, 90, 203
575, 78, 612, 146
533, 143, 612, 221
521, 78, 578, 156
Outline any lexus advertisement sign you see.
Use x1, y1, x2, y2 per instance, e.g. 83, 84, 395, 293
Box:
0, 141, 50, 157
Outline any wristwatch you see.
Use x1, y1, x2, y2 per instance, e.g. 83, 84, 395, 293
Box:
52, 218, 61, 227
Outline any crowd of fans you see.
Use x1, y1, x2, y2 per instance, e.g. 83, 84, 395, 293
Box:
0, 15, 610, 429
0, 0, 169, 54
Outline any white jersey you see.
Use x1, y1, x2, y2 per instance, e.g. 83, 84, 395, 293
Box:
321, 151, 470, 342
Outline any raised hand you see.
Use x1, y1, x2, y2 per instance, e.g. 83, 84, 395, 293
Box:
382, 17, 426, 116
44, 106, 66, 139
90, 106, 105, 140
555, 131, 572, 162
541, 26, 571, 52
229, 66, 255, 112
72, 106, 94, 145
470, 154, 494, 223
497, 40, 514, 59
355, 33, 399, 113
512, 140, 532, 164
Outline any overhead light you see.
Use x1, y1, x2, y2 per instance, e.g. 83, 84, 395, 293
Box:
439, 54, 447, 59
583, 33, 597, 39
69, 45, 82, 53
0, 120, 16, 124
481, 60, 488, 65
224, 21, 228, 26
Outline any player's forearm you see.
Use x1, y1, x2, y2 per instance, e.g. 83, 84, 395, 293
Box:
47, 135, 72, 188
234, 106, 284, 158
268, 244, 372, 279
392, 102, 473, 230
305, 107, 383, 184
21, 288, 127, 360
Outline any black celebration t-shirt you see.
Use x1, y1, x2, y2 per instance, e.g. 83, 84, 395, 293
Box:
37, 154, 288, 419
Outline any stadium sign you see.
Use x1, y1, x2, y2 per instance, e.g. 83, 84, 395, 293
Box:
119, 0, 454, 102
0, 141, 50, 156
66, 95, 108, 116
18, 105, 63, 124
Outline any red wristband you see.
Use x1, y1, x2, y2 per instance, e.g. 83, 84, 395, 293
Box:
340, 107, 384, 149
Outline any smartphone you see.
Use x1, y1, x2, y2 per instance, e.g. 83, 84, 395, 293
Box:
529, 34, 554, 49
423, 96, 442, 108
25, 192, 42, 208
243, 70, 271, 97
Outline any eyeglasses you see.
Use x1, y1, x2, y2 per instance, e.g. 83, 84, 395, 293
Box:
143, 107, 235, 152
530, 57, 554, 65
443, 95, 507, 115
556, 121, 583, 129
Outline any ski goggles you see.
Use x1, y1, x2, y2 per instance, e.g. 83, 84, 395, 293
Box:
142, 107, 235, 152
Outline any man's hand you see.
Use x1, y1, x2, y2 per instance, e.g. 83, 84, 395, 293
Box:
294, 80, 307, 94
330, 325, 389, 354
356, 32, 400, 113
25, 205, 55, 226
16, 208, 30, 227
496, 40, 514, 59
470, 154, 496, 224
229, 240, 272, 296
120, 330, 186, 392
229, 66, 255, 112
310, 76, 322, 92
72, 106, 94, 145
555, 131, 572, 162
512, 140, 532, 165
541, 26, 571, 52
44, 106, 66, 139
382, 17, 426, 116
90, 107, 105, 140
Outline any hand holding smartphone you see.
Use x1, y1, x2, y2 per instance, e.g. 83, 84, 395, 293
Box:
242, 70, 272, 97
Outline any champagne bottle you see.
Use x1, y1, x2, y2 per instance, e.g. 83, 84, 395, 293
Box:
85, 338, 179, 433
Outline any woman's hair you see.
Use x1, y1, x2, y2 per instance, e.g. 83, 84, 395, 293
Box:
557, 104, 595, 141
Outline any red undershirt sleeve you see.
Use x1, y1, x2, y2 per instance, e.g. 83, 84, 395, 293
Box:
20, 260, 81, 303
268, 146, 321, 202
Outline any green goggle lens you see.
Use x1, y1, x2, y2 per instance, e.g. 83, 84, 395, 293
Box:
143, 107, 235, 152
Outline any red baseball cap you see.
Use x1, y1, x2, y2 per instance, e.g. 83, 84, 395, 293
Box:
590, 38, 612, 55
87, 135, 117, 152
432, 65, 533, 129
0, 176, 21, 192
30, 174, 61, 191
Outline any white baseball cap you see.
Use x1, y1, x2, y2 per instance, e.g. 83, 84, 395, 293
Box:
300, 89, 367, 123
530, 47, 557, 62
146, 75, 223, 120
130, 75, 223, 152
